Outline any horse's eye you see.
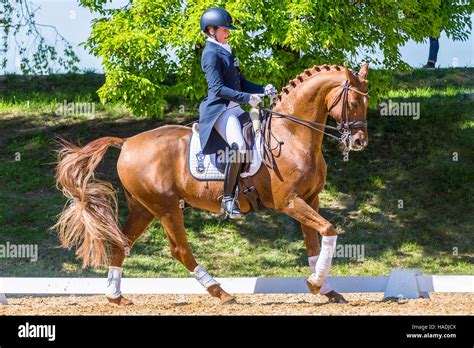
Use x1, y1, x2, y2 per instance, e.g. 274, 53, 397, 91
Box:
350, 101, 358, 108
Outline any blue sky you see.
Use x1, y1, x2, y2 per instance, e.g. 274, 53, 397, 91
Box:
4, 0, 473, 73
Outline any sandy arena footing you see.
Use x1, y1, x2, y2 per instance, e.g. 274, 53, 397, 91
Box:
0, 293, 472, 315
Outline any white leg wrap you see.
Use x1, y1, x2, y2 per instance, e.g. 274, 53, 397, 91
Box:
105, 266, 123, 299
308, 255, 318, 272
308, 255, 333, 295
309, 235, 337, 288
191, 265, 220, 289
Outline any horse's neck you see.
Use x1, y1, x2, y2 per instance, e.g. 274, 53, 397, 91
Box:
272, 75, 336, 152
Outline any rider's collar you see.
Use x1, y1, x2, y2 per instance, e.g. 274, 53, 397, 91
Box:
206, 37, 232, 54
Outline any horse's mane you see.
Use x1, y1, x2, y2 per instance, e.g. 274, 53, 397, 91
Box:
272, 64, 356, 108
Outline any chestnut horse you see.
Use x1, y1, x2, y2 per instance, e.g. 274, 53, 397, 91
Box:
53, 64, 369, 305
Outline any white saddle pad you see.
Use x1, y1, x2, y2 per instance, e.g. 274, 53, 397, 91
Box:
188, 123, 263, 181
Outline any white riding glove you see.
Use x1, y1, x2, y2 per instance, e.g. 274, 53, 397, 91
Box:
264, 84, 277, 98
248, 94, 262, 108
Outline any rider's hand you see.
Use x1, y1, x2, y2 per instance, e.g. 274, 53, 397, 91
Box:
248, 94, 262, 108
264, 84, 277, 98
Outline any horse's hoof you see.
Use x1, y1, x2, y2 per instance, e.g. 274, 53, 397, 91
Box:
220, 294, 237, 305
107, 295, 134, 306
306, 278, 321, 295
325, 291, 348, 304
207, 284, 236, 304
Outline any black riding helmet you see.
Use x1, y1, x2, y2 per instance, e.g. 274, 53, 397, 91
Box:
200, 7, 237, 33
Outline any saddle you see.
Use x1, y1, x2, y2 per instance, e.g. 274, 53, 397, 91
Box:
188, 112, 265, 212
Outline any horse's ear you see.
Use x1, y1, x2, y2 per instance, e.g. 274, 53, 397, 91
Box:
358, 63, 369, 80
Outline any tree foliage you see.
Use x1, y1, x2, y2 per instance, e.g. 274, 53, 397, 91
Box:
80, 0, 473, 116
0, 0, 79, 74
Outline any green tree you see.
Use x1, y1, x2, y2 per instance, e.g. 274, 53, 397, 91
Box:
0, 0, 79, 74
80, 0, 473, 116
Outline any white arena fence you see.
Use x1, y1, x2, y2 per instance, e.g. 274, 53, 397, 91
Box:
0, 268, 472, 305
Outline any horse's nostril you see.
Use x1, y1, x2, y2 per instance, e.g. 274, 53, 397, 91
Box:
354, 139, 362, 147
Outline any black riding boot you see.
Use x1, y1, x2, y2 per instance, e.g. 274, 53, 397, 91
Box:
221, 143, 243, 219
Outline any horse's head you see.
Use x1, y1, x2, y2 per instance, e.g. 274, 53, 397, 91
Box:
325, 64, 369, 152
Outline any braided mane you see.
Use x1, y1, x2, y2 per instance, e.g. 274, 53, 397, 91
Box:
272, 64, 354, 108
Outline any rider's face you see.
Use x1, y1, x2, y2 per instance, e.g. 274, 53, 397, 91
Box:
211, 27, 230, 44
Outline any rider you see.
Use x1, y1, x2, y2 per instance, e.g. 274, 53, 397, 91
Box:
199, 7, 276, 219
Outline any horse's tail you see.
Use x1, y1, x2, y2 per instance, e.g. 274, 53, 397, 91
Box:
51, 136, 128, 268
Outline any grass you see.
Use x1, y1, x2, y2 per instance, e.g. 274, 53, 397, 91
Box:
0, 68, 472, 278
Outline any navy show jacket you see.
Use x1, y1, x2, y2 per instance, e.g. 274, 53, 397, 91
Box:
198, 39, 264, 154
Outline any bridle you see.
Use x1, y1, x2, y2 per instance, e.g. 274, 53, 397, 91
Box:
327, 80, 368, 132
258, 80, 368, 168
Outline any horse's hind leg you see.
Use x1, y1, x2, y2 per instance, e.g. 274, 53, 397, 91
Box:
159, 207, 236, 304
106, 189, 154, 305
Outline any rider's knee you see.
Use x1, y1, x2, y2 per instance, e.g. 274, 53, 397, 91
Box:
230, 141, 246, 153
226, 115, 246, 153
230, 142, 247, 163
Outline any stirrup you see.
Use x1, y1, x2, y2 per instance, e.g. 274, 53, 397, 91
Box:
220, 190, 243, 220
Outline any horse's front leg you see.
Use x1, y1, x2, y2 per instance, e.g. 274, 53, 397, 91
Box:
280, 195, 345, 302
300, 196, 347, 303
301, 224, 348, 303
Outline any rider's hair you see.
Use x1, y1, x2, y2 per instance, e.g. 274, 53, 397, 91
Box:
204, 25, 218, 38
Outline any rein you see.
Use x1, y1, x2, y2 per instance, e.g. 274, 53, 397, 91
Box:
258, 80, 368, 168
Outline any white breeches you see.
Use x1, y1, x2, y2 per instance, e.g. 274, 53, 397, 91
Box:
213, 103, 246, 154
